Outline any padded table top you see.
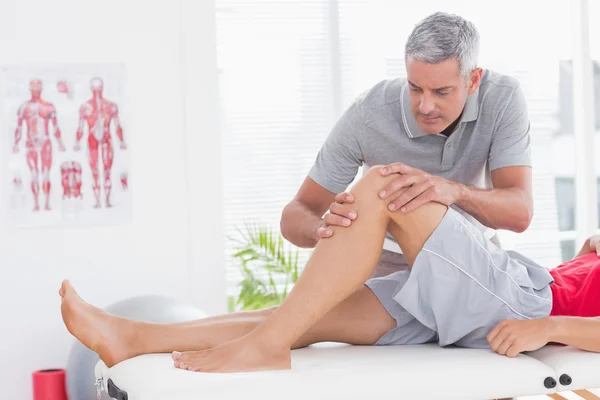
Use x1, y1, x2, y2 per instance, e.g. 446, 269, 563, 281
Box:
95, 342, 560, 399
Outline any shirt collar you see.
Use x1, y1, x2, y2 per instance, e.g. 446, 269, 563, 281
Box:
400, 82, 480, 139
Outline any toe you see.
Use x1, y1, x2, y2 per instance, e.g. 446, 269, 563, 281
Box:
175, 362, 186, 370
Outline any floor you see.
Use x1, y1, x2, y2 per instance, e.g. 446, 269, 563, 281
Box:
517, 388, 600, 399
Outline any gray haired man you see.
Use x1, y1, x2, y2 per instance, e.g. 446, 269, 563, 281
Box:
281, 12, 534, 277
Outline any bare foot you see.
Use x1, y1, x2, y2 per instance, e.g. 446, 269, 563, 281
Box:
59, 280, 136, 367
171, 333, 291, 373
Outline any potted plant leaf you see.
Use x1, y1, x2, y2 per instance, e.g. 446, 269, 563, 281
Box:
229, 223, 304, 311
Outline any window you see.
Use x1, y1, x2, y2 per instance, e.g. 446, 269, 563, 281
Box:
552, 0, 600, 263
216, 0, 593, 299
554, 178, 600, 261
215, 1, 334, 299
558, 60, 600, 135
555, 178, 575, 232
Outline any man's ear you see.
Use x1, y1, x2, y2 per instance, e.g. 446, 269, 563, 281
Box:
468, 68, 483, 94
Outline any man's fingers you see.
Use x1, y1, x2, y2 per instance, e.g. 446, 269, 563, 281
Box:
379, 174, 422, 199
317, 226, 333, 238
391, 187, 435, 212
324, 212, 352, 227
330, 202, 357, 220
380, 162, 413, 176
387, 181, 431, 211
335, 192, 354, 203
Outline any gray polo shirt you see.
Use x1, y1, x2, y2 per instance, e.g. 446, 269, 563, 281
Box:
308, 69, 531, 254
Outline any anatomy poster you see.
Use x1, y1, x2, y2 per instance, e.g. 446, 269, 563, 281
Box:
1, 64, 131, 228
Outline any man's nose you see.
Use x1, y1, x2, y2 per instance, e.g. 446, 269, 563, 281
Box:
419, 95, 435, 115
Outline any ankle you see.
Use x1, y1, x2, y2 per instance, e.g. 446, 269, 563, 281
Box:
248, 325, 291, 353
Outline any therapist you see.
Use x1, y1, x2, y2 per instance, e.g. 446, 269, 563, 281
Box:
280, 11, 534, 277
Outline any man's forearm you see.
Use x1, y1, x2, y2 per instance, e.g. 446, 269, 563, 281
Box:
547, 316, 600, 352
280, 200, 323, 248
454, 184, 533, 232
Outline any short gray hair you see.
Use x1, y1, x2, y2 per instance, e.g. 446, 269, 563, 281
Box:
405, 12, 480, 76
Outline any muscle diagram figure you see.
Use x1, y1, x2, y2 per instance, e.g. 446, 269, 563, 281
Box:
13, 79, 66, 211
74, 77, 126, 208
61, 161, 83, 200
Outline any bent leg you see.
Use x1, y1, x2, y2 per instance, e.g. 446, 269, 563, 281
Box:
173, 166, 447, 372
255, 166, 445, 345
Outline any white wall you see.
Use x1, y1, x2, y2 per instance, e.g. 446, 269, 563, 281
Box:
0, 0, 225, 398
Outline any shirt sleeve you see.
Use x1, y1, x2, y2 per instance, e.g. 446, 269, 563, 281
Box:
308, 102, 365, 194
488, 84, 532, 171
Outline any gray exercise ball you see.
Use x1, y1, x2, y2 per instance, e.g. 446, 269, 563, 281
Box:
65, 295, 206, 400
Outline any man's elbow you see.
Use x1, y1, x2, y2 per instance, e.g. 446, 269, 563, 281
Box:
513, 199, 534, 233
280, 204, 292, 241
280, 201, 301, 242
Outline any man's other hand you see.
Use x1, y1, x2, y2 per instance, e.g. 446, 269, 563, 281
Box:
317, 192, 357, 239
378, 162, 462, 212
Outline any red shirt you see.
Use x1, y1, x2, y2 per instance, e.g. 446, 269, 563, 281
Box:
550, 252, 600, 317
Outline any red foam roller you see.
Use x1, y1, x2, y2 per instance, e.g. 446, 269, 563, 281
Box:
32, 369, 67, 400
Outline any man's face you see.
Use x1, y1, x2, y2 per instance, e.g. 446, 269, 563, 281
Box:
406, 57, 481, 134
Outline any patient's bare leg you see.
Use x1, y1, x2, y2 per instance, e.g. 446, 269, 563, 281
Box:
173, 166, 447, 372
59, 166, 447, 370
59, 281, 393, 367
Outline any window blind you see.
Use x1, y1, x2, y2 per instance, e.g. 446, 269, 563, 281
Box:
215, 0, 336, 296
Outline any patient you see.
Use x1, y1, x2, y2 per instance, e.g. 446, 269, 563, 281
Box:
59, 165, 600, 374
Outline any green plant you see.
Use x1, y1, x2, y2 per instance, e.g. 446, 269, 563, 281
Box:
229, 223, 301, 312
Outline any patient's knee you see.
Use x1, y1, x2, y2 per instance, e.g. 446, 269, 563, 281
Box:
350, 165, 395, 200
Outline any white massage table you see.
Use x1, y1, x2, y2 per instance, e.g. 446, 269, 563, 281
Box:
93, 342, 600, 400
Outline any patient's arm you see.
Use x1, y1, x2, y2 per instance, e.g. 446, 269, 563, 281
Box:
575, 234, 600, 258
548, 316, 600, 352
487, 317, 600, 356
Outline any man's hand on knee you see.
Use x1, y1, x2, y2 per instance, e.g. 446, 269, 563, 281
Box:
317, 192, 357, 239
378, 162, 463, 212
